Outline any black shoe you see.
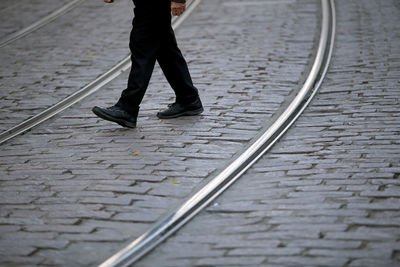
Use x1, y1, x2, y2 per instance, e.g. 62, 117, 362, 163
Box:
92, 105, 137, 128
157, 98, 203, 119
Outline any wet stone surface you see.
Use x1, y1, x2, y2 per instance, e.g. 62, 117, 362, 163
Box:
0, 0, 318, 265
136, 0, 400, 266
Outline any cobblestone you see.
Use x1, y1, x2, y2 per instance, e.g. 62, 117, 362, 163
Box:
0, 0, 72, 39
0, 0, 319, 263
136, 0, 400, 266
1, 0, 398, 265
268, 256, 348, 267
194, 257, 266, 266
0, 0, 133, 132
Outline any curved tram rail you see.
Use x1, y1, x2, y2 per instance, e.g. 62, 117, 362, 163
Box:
0, 0, 86, 48
0, 0, 202, 145
99, 0, 336, 266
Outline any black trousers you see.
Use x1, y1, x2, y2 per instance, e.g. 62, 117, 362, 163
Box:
116, 0, 199, 115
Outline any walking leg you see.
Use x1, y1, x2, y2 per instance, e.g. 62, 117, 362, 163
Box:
157, 26, 200, 105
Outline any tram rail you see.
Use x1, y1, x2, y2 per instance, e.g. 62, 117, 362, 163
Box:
0, 0, 85, 48
0, 0, 201, 145
99, 0, 336, 266
0, 0, 336, 265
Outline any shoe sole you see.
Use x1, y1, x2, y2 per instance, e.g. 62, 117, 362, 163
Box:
156, 107, 204, 119
92, 107, 136, 128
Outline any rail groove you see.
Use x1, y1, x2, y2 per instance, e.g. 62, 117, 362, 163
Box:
0, 0, 200, 145
99, 0, 336, 266
0, 0, 85, 48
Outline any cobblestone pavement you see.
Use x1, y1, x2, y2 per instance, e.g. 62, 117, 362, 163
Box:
0, 0, 133, 132
0, 0, 318, 265
0, 0, 72, 39
137, 0, 400, 266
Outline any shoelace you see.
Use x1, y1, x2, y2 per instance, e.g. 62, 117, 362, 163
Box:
108, 106, 120, 111
167, 103, 178, 108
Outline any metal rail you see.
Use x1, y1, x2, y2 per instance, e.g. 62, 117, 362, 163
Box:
99, 0, 336, 266
0, 0, 200, 145
0, 0, 86, 48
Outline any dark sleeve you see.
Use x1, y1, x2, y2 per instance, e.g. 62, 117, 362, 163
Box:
172, 0, 186, 3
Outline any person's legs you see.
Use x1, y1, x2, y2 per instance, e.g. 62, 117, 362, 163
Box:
92, 2, 161, 128
155, 18, 203, 119
93, 0, 202, 126
115, 11, 160, 115
157, 25, 200, 105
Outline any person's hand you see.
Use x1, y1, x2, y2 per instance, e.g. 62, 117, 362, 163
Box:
171, 2, 186, 16
104, 0, 114, 3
